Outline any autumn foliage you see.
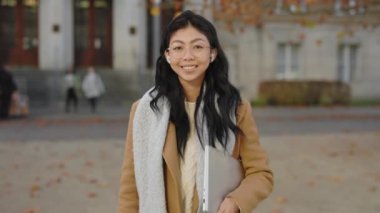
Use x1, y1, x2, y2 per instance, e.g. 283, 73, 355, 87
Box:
258, 80, 351, 106
212, 0, 380, 30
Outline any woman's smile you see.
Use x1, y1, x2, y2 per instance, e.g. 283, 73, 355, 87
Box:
180, 64, 198, 71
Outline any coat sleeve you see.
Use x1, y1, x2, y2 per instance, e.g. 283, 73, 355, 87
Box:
227, 100, 274, 213
118, 101, 140, 213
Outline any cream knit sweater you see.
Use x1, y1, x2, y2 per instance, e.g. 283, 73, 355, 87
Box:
181, 102, 199, 213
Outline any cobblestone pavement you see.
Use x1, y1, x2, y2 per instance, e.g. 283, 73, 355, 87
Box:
0, 106, 379, 213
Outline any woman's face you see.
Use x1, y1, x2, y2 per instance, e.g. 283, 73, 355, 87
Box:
165, 25, 216, 87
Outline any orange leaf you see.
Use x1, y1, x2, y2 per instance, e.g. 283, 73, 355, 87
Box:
87, 192, 97, 198
23, 208, 39, 213
327, 175, 343, 183
276, 196, 288, 204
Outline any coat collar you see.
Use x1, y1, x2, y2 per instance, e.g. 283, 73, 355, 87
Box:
163, 122, 181, 188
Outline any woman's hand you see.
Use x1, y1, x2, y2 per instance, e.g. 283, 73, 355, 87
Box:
217, 197, 240, 213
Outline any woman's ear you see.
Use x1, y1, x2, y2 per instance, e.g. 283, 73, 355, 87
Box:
210, 49, 217, 62
164, 51, 171, 64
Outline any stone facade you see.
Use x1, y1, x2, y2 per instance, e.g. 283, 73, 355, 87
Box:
5, 0, 380, 106
219, 22, 380, 100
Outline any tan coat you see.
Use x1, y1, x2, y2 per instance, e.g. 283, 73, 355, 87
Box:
118, 100, 273, 213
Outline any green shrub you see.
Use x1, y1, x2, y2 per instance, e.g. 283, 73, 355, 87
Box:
350, 99, 380, 106
258, 80, 350, 106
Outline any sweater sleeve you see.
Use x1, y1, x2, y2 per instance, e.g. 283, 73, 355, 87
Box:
118, 101, 140, 213
227, 100, 274, 213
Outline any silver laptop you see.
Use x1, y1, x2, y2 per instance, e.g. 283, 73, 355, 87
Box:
202, 145, 243, 213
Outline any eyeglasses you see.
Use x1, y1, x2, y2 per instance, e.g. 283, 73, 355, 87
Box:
166, 44, 211, 58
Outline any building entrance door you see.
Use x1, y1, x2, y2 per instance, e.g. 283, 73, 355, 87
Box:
74, 0, 112, 67
0, 0, 38, 66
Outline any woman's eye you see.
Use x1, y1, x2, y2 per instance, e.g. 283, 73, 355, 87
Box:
194, 45, 204, 50
173, 46, 183, 51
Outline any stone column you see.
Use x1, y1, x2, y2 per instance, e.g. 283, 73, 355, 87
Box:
39, 0, 73, 71
113, 0, 146, 73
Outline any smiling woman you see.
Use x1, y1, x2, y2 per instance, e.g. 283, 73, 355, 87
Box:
118, 10, 273, 213
164, 25, 217, 93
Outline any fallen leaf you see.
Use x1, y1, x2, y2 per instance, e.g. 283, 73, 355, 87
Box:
61, 171, 72, 177
30, 184, 41, 198
276, 196, 288, 204
46, 177, 62, 187
369, 186, 377, 192
327, 176, 343, 183
97, 182, 109, 188
87, 192, 97, 198
328, 152, 338, 158
89, 178, 98, 184
306, 180, 317, 187
84, 161, 94, 168
23, 208, 39, 213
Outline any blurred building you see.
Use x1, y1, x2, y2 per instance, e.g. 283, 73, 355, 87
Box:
0, 0, 183, 106
214, 0, 380, 101
0, 0, 379, 106
0, 0, 176, 71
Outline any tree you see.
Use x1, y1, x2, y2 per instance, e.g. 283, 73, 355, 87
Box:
212, 0, 380, 31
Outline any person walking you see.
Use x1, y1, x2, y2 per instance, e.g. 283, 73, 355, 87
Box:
63, 68, 78, 113
81, 67, 105, 113
0, 64, 18, 119
118, 11, 273, 213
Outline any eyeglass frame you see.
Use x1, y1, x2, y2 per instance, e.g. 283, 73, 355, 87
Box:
165, 44, 214, 59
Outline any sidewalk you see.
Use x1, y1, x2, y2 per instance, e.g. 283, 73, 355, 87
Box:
1, 105, 379, 141
0, 132, 379, 213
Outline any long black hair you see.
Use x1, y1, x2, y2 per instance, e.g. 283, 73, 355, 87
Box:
150, 10, 242, 157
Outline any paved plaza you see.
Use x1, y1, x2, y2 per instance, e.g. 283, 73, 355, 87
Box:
0, 106, 380, 213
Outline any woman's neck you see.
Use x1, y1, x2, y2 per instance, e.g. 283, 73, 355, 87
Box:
182, 83, 201, 102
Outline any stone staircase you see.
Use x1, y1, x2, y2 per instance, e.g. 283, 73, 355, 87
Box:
11, 68, 154, 109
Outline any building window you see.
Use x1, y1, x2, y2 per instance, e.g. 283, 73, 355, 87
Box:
74, 0, 113, 67
276, 42, 300, 80
337, 44, 358, 83
275, 0, 307, 14
0, 0, 39, 66
335, 0, 366, 16
275, 0, 284, 14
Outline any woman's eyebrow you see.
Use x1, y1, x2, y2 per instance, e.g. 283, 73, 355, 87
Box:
170, 40, 184, 45
170, 38, 207, 45
190, 38, 207, 43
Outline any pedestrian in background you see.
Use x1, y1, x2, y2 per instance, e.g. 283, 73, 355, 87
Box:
118, 11, 273, 213
81, 67, 105, 113
63, 67, 78, 113
0, 64, 18, 119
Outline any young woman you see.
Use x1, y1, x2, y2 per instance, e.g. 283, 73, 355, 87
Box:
118, 10, 273, 213
81, 67, 105, 113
